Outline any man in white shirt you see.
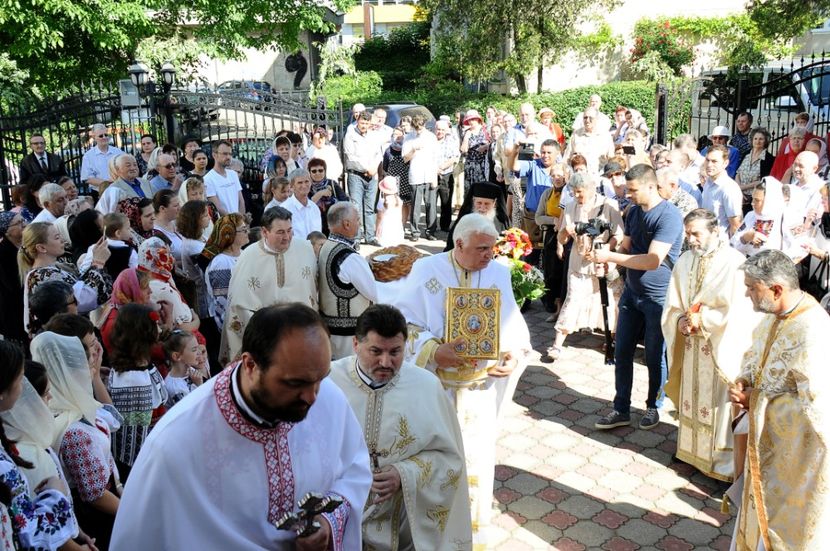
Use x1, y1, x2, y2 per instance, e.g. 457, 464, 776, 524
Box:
204, 140, 246, 216
701, 145, 743, 236
564, 108, 616, 175
402, 115, 439, 240
571, 94, 612, 134
80, 123, 124, 197
281, 168, 322, 240
343, 113, 383, 245
31, 183, 67, 224
504, 102, 554, 153
789, 151, 825, 224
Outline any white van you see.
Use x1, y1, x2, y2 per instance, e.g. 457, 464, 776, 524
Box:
690, 60, 830, 147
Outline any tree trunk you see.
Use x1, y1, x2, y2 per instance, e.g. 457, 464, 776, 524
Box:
514, 73, 527, 94
537, 64, 544, 92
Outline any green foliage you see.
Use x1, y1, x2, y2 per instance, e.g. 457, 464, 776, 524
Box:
628, 51, 678, 82
570, 22, 624, 58
315, 71, 384, 107
135, 36, 208, 87
424, 0, 619, 90
0, 0, 359, 97
748, 0, 829, 41
630, 19, 695, 75
0, 53, 31, 110
354, 22, 431, 91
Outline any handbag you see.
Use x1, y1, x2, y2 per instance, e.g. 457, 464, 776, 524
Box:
804, 255, 829, 301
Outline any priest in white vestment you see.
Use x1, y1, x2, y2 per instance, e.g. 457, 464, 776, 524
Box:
662, 209, 761, 481
329, 305, 472, 551
221, 206, 318, 363
111, 303, 372, 550
729, 250, 830, 551
391, 214, 531, 550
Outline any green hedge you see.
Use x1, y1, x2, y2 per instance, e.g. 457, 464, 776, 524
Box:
319, 75, 656, 138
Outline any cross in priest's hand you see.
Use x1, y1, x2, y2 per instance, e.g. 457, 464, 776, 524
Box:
274, 492, 342, 537
368, 447, 389, 473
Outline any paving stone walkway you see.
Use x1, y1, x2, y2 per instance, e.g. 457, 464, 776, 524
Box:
490, 302, 734, 550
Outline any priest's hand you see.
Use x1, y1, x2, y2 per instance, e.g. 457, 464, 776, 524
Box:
489, 352, 518, 378
371, 465, 402, 504
728, 381, 753, 410
295, 515, 331, 551
435, 338, 466, 368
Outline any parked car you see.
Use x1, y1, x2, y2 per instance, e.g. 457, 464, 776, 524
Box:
216, 81, 274, 110
369, 103, 436, 130
690, 60, 830, 149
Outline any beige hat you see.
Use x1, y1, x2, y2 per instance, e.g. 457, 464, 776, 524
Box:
463, 109, 483, 124
538, 107, 555, 117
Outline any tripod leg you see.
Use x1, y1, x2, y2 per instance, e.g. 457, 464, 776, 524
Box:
598, 276, 615, 365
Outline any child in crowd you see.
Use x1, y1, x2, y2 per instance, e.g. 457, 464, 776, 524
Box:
264, 177, 292, 211
103, 212, 138, 275
161, 330, 205, 409
376, 175, 404, 247
307, 231, 327, 257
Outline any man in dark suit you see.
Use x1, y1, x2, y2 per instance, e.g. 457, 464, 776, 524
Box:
18, 133, 67, 185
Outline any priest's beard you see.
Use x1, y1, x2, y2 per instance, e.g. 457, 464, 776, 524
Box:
476, 207, 496, 221
690, 235, 720, 258
249, 383, 311, 423
752, 295, 777, 314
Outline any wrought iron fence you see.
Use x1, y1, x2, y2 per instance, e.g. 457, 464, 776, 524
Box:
655, 52, 830, 152
0, 80, 345, 215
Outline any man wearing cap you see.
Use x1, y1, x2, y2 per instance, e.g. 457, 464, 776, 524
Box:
600, 161, 632, 217
344, 112, 383, 246
444, 182, 510, 251
701, 126, 741, 179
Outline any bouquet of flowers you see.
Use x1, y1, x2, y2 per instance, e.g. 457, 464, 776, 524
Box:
493, 228, 546, 306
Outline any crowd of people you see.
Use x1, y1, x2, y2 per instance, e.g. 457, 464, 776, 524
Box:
0, 93, 827, 551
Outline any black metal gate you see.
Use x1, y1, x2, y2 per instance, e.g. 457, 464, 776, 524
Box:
655, 54, 830, 151
0, 80, 345, 212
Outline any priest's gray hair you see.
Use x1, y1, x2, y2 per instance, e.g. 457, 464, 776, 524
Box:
454, 213, 499, 245
742, 249, 799, 290
289, 168, 310, 184
261, 205, 292, 229
327, 201, 356, 228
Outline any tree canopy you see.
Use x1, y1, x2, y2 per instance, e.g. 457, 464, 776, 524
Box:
747, 0, 830, 41
0, 0, 355, 96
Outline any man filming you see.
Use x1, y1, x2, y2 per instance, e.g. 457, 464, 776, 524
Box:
590, 164, 684, 431
544, 173, 623, 361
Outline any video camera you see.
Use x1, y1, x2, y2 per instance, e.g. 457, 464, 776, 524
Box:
573, 218, 612, 238
517, 142, 535, 161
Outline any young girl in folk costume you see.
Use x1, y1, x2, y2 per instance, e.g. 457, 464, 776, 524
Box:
107, 303, 168, 482
376, 176, 404, 247
137, 237, 199, 333
161, 330, 205, 409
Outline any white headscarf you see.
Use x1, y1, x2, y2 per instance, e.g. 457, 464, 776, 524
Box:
0, 379, 59, 488
758, 177, 786, 219
30, 332, 101, 448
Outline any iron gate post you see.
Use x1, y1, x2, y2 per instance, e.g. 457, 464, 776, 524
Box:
655, 82, 668, 147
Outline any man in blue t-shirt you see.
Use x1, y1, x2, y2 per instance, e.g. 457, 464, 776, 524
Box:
589, 164, 684, 431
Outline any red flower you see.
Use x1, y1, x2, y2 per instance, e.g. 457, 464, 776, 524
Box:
522, 262, 531, 273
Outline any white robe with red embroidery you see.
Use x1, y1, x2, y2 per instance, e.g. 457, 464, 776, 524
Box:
110, 366, 372, 550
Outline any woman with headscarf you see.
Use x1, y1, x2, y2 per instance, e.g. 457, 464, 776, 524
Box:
805, 137, 830, 181
0, 339, 77, 550
96, 268, 152, 353
31, 332, 121, 550
117, 197, 155, 247
138, 237, 199, 333
731, 177, 799, 257
0, 212, 27, 346
307, 157, 348, 235
770, 126, 807, 181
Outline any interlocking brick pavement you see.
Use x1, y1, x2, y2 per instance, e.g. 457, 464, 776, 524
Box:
491, 302, 734, 550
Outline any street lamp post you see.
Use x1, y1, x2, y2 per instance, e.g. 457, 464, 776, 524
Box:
128, 60, 177, 145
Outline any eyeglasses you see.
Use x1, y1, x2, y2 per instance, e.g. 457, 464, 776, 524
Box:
65, 296, 77, 308
97, 134, 110, 138
30, 141, 45, 146
161, 163, 177, 169
608, 172, 624, 178
8, 219, 26, 228
236, 226, 250, 234
583, 117, 594, 121
309, 168, 325, 174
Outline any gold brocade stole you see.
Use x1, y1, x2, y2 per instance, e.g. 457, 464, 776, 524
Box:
743, 297, 815, 551
688, 248, 716, 301
258, 240, 286, 287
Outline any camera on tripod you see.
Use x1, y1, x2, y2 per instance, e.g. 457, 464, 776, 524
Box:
573, 217, 612, 238
517, 142, 535, 161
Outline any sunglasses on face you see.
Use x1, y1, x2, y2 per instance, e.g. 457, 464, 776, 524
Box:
309, 168, 325, 174
97, 134, 109, 138
161, 163, 177, 169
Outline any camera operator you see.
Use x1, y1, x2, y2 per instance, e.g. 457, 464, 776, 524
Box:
590, 164, 684, 431
511, 138, 561, 255
543, 173, 624, 361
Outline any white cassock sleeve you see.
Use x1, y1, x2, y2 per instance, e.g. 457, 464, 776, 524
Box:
337, 254, 378, 303
94, 186, 126, 214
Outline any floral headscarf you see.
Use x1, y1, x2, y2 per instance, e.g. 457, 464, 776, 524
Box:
0, 211, 18, 237
111, 267, 148, 307
118, 197, 153, 240
138, 237, 174, 281
201, 213, 243, 261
